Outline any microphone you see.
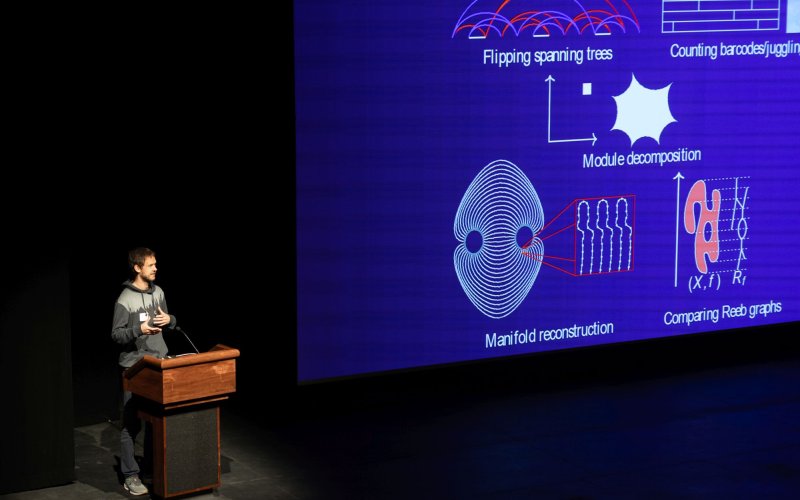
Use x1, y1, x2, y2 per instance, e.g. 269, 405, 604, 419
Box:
175, 326, 201, 354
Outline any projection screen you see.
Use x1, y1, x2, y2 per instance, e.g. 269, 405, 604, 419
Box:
295, 0, 800, 383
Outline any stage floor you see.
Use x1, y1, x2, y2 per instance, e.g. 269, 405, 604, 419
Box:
5, 355, 800, 499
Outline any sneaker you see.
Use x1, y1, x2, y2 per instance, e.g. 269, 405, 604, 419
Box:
124, 474, 149, 496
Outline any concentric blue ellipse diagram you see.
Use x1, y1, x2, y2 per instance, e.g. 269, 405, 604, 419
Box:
454, 159, 545, 319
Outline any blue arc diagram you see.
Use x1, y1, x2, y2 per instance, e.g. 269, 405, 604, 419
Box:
452, 0, 641, 38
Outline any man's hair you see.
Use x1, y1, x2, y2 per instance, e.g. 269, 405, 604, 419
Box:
128, 247, 156, 272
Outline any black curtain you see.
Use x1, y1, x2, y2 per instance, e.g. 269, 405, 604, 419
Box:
0, 246, 74, 494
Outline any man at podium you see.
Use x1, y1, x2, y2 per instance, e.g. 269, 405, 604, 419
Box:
111, 247, 177, 496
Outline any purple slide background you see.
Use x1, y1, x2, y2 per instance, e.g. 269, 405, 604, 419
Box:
295, 1, 800, 382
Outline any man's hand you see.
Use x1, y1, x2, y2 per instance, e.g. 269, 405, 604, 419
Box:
152, 306, 171, 327
141, 321, 162, 335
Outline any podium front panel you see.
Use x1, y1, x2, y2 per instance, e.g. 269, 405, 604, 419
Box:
164, 407, 220, 496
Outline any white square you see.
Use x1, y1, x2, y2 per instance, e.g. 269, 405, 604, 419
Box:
582, 82, 592, 95
789, 0, 799, 33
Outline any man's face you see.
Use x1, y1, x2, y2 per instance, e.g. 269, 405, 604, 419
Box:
137, 256, 158, 283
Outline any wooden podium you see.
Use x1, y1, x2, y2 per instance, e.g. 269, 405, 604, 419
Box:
123, 344, 240, 499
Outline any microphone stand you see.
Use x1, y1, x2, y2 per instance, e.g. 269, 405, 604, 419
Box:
175, 326, 201, 354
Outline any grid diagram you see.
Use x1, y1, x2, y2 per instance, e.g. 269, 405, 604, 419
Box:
662, 0, 781, 33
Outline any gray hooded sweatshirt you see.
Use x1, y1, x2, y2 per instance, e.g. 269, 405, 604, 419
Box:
111, 280, 177, 367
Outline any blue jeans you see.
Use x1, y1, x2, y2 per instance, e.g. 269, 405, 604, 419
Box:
120, 387, 152, 478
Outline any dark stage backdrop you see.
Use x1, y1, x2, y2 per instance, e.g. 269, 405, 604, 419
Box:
1, 12, 293, 492
1, 245, 73, 494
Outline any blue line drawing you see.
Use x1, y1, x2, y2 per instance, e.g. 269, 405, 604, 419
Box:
662, 0, 781, 34
577, 197, 633, 275
453, 0, 641, 39
454, 159, 545, 319
455, 161, 635, 318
